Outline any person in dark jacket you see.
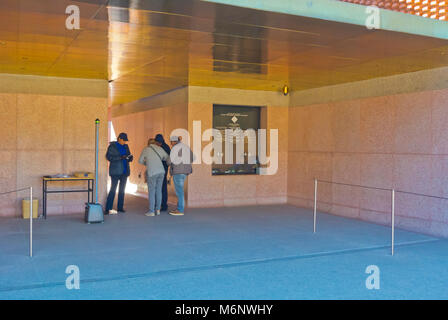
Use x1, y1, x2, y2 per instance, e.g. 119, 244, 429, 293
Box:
155, 134, 171, 211
105, 132, 133, 214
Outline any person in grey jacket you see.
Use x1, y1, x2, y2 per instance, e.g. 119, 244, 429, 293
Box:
168, 136, 194, 216
105, 132, 133, 214
139, 138, 171, 216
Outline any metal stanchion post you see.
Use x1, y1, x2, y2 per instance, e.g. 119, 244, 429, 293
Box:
391, 189, 395, 256
313, 178, 317, 233
29, 186, 33, 258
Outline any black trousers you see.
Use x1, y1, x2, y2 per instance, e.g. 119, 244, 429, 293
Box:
106, 175, 127, 211
161, 169, 168, 210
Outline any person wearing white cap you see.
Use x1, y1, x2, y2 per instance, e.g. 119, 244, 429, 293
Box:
169, 136, 194, 216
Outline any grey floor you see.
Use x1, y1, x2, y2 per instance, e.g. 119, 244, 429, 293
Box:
0, 195, 447, 299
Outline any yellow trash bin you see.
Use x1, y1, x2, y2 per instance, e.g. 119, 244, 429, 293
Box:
22, 198, 38, 219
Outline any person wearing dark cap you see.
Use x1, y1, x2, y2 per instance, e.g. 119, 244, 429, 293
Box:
155, 134, 171, 211
105, 132, 133, 214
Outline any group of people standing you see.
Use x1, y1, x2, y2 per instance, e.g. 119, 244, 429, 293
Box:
104, 132, 193, 217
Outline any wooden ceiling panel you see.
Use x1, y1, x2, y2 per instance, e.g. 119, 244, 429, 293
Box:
0, 0, 447, 106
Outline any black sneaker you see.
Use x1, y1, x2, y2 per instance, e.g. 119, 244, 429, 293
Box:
104, 210, 110, 215
118, 209, 126, 213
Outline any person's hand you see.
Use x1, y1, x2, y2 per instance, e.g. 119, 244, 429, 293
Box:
121, 155, 127, 160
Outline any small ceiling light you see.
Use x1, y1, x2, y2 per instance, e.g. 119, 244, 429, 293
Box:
282, 85, 290, 96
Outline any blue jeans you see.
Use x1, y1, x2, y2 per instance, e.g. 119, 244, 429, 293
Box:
106, 175, 127, 211
161, 168, 168, 210
173, 174, 186, 212
147, 173, 164, 213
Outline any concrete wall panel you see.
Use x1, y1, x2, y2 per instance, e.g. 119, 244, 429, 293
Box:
0, 75, 108, 218
289, 86, 448, 238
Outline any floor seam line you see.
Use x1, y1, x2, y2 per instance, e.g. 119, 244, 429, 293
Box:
0, 238, 441, 294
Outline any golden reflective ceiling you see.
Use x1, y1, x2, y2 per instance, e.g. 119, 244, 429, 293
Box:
1, 0, 448, 106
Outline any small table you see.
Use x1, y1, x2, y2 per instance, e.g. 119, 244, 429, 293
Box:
42, 176, 94, 219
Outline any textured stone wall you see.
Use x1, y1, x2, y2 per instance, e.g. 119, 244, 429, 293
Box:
0, 74, 108, 217
289, 79, 448, 238
187, 86, 289, 208
111, 88, 188, 201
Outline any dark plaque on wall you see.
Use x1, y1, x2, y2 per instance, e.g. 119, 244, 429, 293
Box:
212, 105, 261, 175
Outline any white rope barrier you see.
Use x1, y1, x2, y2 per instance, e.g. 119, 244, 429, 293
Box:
29, 187, 33, 257
0, 186, 34, 257
391, 189, 395, 256
313, 178, 317, 233
314, 179, 401, 256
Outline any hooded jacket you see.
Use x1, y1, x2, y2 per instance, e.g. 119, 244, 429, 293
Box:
106, 142, 133, 177
170, 142, 194, 176
138, 144, 171, 177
